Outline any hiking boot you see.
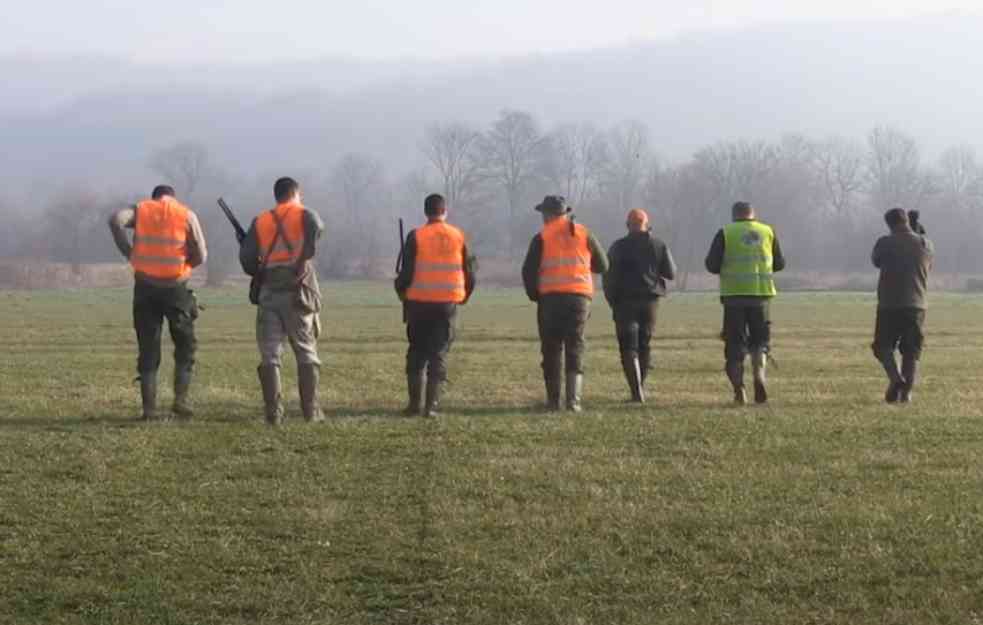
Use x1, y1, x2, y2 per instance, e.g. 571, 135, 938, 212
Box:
298, 363, 325, 423
258, 364, 284, 425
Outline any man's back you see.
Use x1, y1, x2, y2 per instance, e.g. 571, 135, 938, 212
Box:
604, 232, 675, 303
873, 229, 933, 310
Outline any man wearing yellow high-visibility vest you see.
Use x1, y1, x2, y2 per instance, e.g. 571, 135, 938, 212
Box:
705, 202, 786, 404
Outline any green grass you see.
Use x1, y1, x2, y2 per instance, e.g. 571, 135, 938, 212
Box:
1, 284, 983, 624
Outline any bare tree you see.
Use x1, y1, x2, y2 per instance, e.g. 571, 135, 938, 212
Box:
148, 141, 212, 197
691, 140, 779, 224
329, 153, 387, 276
604, 120, 651, 213
542, 122, 609, 205
866, 126, 934, 211
939, 145, 982, 209
45, 189, 105, 275
643, 162, 718, 290
813, 136, 866, 217
482, 109, 545, 253
420, 123, 485, 211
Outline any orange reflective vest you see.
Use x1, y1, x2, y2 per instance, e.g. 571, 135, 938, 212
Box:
406, 221, 467, 304
538, 217, 593, 297
131, 198, 193, 282
256, 202, 306, 269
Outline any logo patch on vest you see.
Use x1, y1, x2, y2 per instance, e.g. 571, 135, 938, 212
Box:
741, 229, 762, 246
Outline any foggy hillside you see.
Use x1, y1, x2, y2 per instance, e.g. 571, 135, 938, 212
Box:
2, 14, 980, 196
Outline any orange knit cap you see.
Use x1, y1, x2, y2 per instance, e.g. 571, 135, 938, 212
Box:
627, 208, 649, 228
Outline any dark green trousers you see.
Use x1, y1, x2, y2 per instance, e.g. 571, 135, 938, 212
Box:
538, 294, 591, 376
133, 280, 198, 376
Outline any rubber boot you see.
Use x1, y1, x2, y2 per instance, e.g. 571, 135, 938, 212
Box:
139, 371, 158, 421
172, 367, 194, 420
899, 355, 918, 403
726, 359, 747, 405
621, 353, 644, 403
877, 351, 905, 403
404, 371, 424, 416
566, 373, 584, 413
424, 378, 443, 418
751, 350, 768, 404
544, 362, 562, 412
258, 364, 284, 425
639, 351, 651, 399
298, 363, 325, 423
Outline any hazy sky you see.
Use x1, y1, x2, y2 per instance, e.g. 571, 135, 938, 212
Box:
6, 1, 981, 63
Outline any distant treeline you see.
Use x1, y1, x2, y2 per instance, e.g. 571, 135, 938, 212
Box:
1, 112, 980, 287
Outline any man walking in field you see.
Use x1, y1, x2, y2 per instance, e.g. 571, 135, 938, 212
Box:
394, 194, 476, 417
522, 196, 609, 412
109, 185, 207, 420
239, 177, 325, 425
705, 201, 786, 404
871, 208, 934, 403
603, 209, 676, 403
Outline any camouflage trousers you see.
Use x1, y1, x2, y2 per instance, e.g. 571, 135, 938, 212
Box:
256, 288, 321, 367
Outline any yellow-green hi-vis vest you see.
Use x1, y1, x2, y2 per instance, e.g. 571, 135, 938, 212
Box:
720, 220, 777, 297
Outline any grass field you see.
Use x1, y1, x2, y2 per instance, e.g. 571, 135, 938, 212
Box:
2, 283, 983, 624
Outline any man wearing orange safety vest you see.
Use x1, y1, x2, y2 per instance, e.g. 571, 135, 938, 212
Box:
395, 194, 476, 417
239, 177, 325, 425
522, 196, 609, 412
109, 185, 207, 420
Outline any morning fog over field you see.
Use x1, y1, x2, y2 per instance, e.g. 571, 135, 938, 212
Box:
2, 6, 982, 287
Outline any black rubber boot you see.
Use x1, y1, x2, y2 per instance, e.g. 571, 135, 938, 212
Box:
424, 378, 443, 418
404, 371, 424, 416
544, 362, 562, 412
751, 351, 768, 405
877, 351, 905, 403
726, 359, 747, 405
566, 373, 584, 413
172, 367, 194, 420
621, 353, 645, 403
639, 350, 651, 389
298, 363, 325, 423
900, 355, 918, 403
258, 364, 284, 425
139, 371, 158, 421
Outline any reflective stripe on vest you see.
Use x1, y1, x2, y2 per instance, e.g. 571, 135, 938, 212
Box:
406, 222, 467, 304
720, 220, 777, 297
256, 202, 306, 269
538, 218, 593, 296
130, 199, 192, 281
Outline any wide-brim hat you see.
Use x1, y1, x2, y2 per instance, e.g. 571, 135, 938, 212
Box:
535, 195, 570, 215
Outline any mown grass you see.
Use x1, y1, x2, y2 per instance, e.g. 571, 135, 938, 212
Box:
1, 283, 982, 624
